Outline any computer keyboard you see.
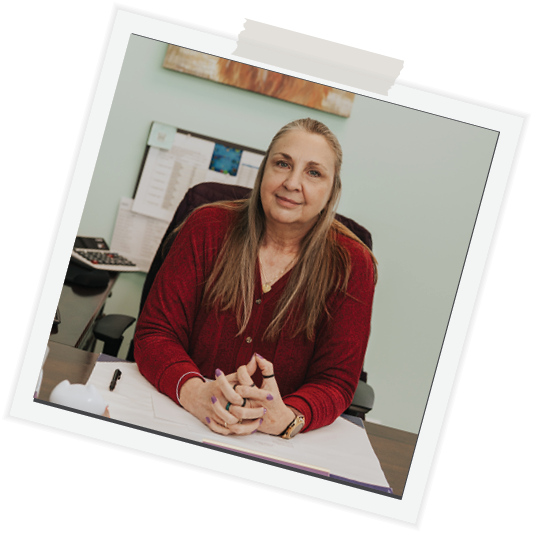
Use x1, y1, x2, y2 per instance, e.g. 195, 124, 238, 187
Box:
72, 249, 140, 272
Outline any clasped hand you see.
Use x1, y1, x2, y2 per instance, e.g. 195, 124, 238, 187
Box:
179, 354, 295, 436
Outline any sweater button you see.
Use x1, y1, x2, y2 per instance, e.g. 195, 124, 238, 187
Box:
255, 299, 262, 304
246, 337, 252, 343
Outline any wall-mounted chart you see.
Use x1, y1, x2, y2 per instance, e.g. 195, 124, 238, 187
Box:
110, 124, 265, 272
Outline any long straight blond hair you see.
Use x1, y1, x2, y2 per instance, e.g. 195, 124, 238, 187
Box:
194, 119, 376, 340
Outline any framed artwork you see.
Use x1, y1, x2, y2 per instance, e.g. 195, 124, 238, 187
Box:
163, 45, 355, 117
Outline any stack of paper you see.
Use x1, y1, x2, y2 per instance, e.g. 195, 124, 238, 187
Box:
87, 361, 390, 490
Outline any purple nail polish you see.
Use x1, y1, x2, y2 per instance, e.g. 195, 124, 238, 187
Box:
263, 408, 267, 414
251, 429, 257, 434
256, 354, 264, 359
259, 418, 263, 425
266, 394, 273, 401
205, 417, 211, 424
215, 368, 222, 377
211, 396, 217, 404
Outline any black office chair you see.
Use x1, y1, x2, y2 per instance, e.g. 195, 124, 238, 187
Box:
93, 314, 136, 357
119, 182, 375, 418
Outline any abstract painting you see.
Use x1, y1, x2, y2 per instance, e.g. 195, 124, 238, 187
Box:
163, 46, 355, 117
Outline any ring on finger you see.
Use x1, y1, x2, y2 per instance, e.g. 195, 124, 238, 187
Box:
224, 421, 228, 429
262, 373, 275, 379
227, 398, 248, 409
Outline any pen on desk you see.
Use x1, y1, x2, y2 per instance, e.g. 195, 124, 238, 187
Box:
109, 369, 122, 391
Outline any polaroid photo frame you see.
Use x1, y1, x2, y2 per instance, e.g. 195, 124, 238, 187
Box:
10, 10, 522, 524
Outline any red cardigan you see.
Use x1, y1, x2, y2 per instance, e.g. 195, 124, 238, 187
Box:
134, 206, 375, 432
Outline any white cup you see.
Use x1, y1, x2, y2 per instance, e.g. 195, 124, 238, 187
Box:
49, 380, 108, 415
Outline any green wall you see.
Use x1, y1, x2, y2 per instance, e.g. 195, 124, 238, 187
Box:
79, 35, 498, 433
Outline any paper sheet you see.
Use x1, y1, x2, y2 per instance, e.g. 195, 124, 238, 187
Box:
110, 198, 169, 272
86, 361, 389, 488
236, 150, 264, 187
132, 131, 265, 222
132, 133, 215, 221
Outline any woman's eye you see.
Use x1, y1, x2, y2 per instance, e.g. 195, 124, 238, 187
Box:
277, 161, 289, 168
309, 170, 321, 177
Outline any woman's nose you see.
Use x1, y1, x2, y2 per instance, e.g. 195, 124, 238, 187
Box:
283, 169, 303, 190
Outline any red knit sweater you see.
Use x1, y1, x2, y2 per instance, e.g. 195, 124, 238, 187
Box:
134, 206, 375, 432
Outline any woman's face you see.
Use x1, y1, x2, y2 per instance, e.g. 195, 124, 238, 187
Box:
260, 130, 336, 233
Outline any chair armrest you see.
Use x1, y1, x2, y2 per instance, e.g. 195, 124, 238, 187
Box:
344, 380, 375, 417
94, 314, 135, 341
93, 314, 136, 357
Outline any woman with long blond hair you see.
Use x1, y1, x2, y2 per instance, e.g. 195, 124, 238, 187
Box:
135, 118, 377, 439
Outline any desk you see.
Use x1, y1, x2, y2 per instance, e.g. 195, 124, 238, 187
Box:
49, 274, 117, 351
364, 421, 417, 498
38, 341, 417, 497
38, 342, 99, 402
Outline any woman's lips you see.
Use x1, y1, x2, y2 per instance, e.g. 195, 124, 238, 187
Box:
276, 195, 301, 206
